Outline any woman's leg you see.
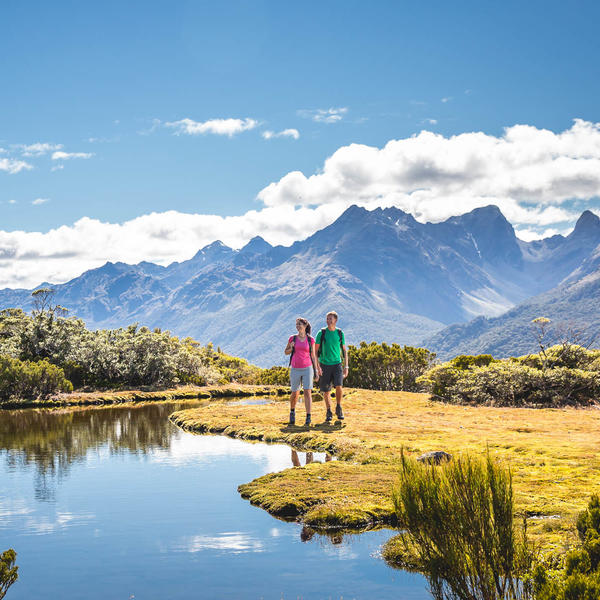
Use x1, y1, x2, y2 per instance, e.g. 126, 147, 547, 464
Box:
303, 388, 312, 415
290, 390, 300, 409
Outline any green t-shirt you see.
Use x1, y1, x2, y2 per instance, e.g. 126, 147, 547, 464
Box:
315, 328, 346, 365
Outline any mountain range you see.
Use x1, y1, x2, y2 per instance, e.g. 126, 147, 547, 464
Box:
1, 205, 599, 366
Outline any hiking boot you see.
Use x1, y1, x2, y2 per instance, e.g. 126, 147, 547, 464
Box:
335, 404, 344, 420
304, 414, 311, 427
325, 409, 333, 424
289, 411, 295, 426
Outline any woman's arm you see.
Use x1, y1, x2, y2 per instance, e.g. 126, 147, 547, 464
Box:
284, 337, 294, 355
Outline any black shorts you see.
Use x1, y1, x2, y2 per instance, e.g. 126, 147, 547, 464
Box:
319, 363, 343, 392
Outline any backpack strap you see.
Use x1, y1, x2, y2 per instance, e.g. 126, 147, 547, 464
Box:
337, 329, 346, 361
317, 328, 327, 357
288, 334, 297, 367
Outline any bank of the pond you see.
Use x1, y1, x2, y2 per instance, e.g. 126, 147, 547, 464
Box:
169, 388, 600, 559
0, 384, 288, 409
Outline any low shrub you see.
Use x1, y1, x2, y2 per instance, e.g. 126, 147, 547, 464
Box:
392, 451, 534, 600
0, 355, 73, 401
345, 342, 436, 391
418, 348, 600, 407
533, 495, 600, 599
257, 366, 290, 386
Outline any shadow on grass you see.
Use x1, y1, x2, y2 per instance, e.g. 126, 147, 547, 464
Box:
280, 421, 344, 433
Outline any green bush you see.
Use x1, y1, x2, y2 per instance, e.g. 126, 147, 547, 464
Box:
257, 366, 290, 386
451, 354, 496, 370
346, 342, 436, 391
517, 345, 600, 371
534, 495, 600, 600
0, 355, 73, 401
0, 306, 252, 389
392, 451, 533, 600
418, 350, 600, 407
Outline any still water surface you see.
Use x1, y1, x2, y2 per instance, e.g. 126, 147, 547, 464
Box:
0, 400, 429, 599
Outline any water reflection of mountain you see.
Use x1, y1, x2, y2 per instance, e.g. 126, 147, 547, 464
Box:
0, 401, 206, 501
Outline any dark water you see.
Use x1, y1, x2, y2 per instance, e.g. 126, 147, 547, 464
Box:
0, 401, 429, 599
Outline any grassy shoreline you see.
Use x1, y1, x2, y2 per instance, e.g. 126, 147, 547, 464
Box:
0, 384, 288, 410
169, 388, 600, 556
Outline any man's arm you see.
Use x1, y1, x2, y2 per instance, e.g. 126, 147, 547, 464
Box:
342, 345, 349, 377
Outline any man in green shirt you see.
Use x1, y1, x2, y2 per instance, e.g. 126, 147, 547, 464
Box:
315, 311, 349, 423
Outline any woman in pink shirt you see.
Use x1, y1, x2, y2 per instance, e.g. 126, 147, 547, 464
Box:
284, 317, 318, 427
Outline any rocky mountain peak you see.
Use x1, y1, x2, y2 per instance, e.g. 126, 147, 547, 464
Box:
571, 210, 600, 239
240, 236, 272, 255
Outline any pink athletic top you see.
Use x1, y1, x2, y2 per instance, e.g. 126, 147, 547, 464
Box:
288, 335, 315, 369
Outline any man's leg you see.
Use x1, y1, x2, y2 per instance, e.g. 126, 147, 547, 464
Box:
319, 363, 333, 420
334, 364, 344, 420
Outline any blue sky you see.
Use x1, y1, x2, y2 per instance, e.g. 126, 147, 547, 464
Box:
1, 0, 600, 287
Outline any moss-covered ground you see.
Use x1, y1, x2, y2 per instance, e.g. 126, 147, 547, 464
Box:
0, 384, 288, 409
170, 388, 600, 555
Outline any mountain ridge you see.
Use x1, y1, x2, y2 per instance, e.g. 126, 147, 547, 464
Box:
1, 205, 599, 366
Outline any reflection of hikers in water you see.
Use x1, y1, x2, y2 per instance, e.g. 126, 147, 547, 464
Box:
315, 311, 348, 423
291, 449, 301, 467
284, 318, 318, 426
291, 449, 315, 467
300, 525, 315, 542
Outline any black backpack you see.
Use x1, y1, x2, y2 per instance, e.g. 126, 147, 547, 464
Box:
288, 335, 314, 367
317, 328, 345, 360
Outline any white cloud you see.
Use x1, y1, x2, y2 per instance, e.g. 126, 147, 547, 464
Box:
0, 204, 346, 288
515, 227, 569, 242
0, 157, 33, 174
19, 142, 63, 157
2, 120, 600, 289
441, 97, 452, 103
262, 128, 300, 140
165, 117, 258, 137
51, 151, 93, 160
51, 164, 64, 172
32, 198, 50, 205
423, 118, 438, 125
298, 107, 348, 123
8, 199, 17, 205
257, 119, 600, 224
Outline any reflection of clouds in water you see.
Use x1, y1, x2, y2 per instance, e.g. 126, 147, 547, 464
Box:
319, 542, 359, 561
0, 500, 96, 534
24, 511, 96, 535
152, 434, 328, 474
173, 532, 265, 554
0, 497, 34, 519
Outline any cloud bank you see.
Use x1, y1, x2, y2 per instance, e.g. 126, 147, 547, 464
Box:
2, 119, 600, 289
